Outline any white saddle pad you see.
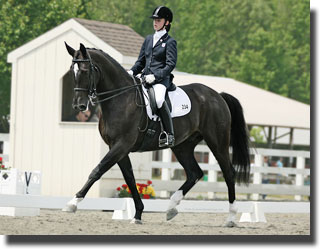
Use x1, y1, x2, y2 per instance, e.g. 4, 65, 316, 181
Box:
142, 85, 191, 120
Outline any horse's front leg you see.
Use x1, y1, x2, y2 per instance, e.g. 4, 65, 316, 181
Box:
62, 142, 129, 213
118, 155, 144, 224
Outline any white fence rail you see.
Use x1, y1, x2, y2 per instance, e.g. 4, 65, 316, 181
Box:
0, 194, 309, 214
151, 147, 310, 201
151, 180, 310, 196
0, 194, 310, 222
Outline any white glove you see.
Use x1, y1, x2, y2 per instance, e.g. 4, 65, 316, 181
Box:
145, 74, 155, 84
127, 70, 133, 76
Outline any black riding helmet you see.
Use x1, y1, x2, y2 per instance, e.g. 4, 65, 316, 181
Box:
150, 6, 173, 32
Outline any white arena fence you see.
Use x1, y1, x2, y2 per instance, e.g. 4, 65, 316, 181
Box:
152, 146, 310, 201
0, 136, 310, 222
0, 194, 310, 223
0, 168, 41, 216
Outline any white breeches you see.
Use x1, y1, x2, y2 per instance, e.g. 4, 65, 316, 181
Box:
153, 83, 167, 108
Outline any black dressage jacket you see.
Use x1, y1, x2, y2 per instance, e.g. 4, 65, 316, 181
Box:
131, 33, 177, 88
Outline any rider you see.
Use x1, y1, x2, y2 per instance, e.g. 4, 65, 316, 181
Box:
128, 6, 177, 147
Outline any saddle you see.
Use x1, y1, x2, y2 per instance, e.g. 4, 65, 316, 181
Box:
142, 81, 175, 148
144, 82, 176, 116
135, 77, 191, 151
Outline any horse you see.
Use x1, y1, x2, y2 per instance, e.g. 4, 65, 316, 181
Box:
62, 43, 251, 227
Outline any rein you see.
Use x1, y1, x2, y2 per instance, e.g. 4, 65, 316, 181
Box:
72, 53, 148, 132
72, 56, 143, 106
92, 83, 143, 104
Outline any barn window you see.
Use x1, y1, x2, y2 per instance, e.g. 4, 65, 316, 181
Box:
61, 71, 99, 122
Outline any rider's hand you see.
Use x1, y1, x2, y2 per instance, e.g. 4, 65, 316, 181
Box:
127, 70, 133, 76
145, 74, 155, 84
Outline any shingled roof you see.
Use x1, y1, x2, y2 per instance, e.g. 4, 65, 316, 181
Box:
73, 18, 144, 57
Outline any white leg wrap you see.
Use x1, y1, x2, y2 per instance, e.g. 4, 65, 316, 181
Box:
226, 201, 238, 222
167, 190, 184, 210
68, 196, 84, 206
62, 196, 83, 213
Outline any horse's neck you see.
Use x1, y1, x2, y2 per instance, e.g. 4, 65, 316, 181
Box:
96, 55, 137, 117
97, 55, 132, 92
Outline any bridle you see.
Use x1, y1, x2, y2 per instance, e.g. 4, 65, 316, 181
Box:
72, 52, 143, 106
71, 51, 149, 132
72, 51, 99, 105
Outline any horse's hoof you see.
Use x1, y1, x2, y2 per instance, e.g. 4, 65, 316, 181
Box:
166, 208, 178, 221
224, 221, 237, 228
62, 204, 77, 213
130, 218, 142, 224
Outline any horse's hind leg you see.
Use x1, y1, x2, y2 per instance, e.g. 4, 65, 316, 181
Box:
118, 155, 144, 224
215, 151, 238, 227
167, 135, 204, 220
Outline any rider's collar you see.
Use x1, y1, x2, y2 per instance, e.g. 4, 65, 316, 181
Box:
154, 29, 167, 39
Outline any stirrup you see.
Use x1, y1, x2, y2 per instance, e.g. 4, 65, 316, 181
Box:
159, 131, 175, 147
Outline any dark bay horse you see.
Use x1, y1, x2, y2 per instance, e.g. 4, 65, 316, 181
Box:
63, 43, 250, 227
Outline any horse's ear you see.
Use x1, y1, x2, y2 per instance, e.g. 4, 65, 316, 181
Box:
65, 42, 75, 57
80, 43, 87, 58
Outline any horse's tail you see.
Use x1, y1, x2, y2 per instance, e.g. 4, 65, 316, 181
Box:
220, 92, 251, 185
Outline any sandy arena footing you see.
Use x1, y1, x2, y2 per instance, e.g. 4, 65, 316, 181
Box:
0, 209, 310, 235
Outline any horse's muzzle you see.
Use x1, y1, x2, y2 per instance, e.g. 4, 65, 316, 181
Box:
73, 103, 87, 111
73, 95, 88, 111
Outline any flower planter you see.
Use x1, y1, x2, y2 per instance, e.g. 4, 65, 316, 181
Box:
115, 180, 156, 199
0, 168, 41, 216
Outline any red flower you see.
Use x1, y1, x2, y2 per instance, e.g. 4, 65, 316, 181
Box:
122, 184, 128, 189
147, 180, 152, 185
128, 189, 131, 194
143, 194, 150, 199
116, 187, 121, 191
0, 156, 2, 162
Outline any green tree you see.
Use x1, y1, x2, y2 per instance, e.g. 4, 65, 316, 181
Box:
0, 0, 91, 132
0, 0, 310, 132
250, 127, 266, 143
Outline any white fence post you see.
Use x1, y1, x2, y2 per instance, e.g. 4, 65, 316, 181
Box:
208, 153, 217, 199
3, 141, 9, 155
160, 149, 172, 198
252, 154, 263, 200
0, 133, 9, 164
295, 156, 305, 201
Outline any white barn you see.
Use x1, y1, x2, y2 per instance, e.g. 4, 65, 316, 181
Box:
7, 18, 150, 198
7, 18, 310, 198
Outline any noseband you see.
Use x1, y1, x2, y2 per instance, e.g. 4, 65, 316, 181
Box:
72, 52, 142, 106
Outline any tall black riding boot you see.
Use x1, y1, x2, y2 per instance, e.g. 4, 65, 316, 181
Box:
158, 101, 175, 147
